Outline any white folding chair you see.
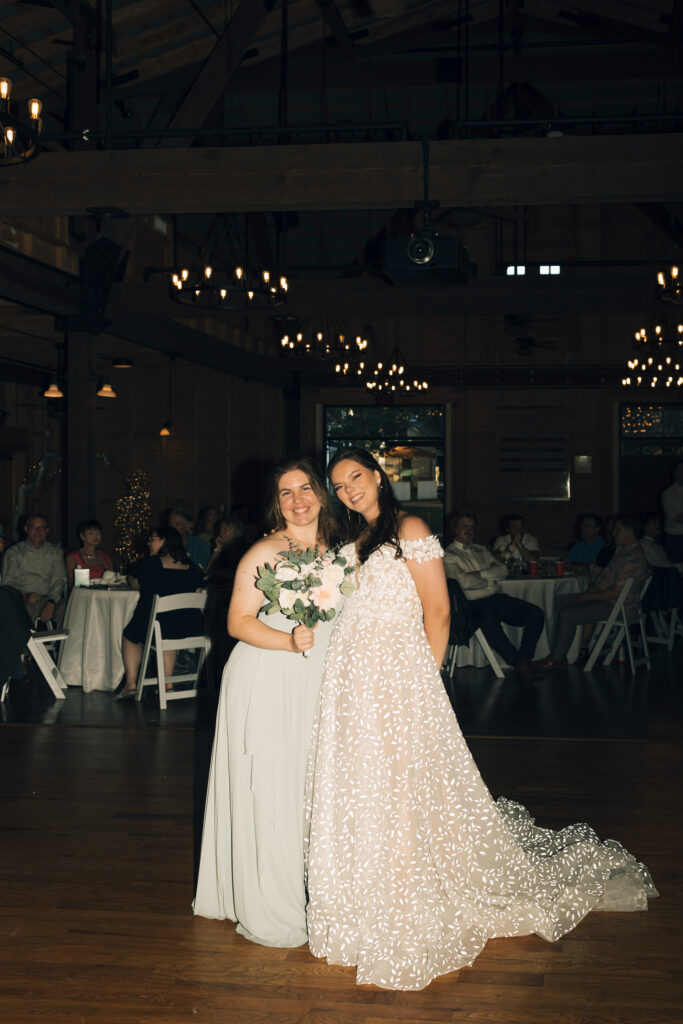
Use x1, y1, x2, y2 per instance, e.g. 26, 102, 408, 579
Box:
1, 630, 69, 702
583, 578, 650, 675
647, 606, 683, 651
444, 628, 505, 681
135, 592, 210, 709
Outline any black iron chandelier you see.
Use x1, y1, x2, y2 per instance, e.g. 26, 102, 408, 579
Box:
0, 77, 42, 164
170, 263, 288, 310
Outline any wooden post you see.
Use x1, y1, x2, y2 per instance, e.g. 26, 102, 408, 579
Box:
64, 331, 97, 541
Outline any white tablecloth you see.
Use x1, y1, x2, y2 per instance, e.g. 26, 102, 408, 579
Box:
59, 588, 139, 692
455, 574, 587, 668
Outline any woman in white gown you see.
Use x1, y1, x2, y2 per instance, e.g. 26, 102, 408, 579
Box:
194, 457, 341, 947
306, 448, 656, 990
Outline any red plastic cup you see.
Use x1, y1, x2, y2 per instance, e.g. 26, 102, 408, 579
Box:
529, 561, 538, 577
555, 561, 565, 577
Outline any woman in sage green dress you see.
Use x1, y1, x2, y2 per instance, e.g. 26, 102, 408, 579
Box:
194, 457, 341, 947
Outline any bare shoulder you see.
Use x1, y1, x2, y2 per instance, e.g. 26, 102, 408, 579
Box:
238, 534, 287, 572
397, 514, 432, 541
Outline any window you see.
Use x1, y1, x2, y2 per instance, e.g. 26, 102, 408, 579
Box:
324, 405, 446, 534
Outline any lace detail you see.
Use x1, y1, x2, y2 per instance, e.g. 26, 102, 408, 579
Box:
401, 534, 443, 563
305, 541, 656, 991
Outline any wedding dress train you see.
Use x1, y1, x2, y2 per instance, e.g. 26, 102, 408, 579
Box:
305, 537, 656, 990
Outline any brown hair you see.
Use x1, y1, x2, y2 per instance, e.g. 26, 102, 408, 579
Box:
264, 456, 340, 549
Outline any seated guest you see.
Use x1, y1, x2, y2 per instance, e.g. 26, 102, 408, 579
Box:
65, 519, 113, 588
568, 513, 605, 571
195, 505, 220, 545
661, 458, 683, 562
640, 511, 683, 571
169, 507, 211, 570
118, 526, 204, 699
595, 515, 616, 569
493, 513, 540, 566
534, 515, 650, 670
205, 517, 248, 688
444, 511, 544, 685
206, 516, 246, 574
0, 513, 66, 627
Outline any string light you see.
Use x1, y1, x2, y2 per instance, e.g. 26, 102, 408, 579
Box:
114, 471, 151, 571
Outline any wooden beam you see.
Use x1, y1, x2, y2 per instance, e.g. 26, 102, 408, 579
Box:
634, 203, 683, 249
0, 247, 79, 315
3, 135, 682, 216
107, 274, 665, 320
162, 0, 277, 148
106, 317, 297, 389
64, 329, 96, 538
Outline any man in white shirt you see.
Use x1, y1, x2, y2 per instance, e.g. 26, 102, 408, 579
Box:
444, 512, 544, 685
493, 513, 540, 566
661, 459, 683, 562
1, 513, 66, 626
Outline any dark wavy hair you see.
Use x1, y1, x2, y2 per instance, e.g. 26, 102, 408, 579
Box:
263, 456, 340, 549
150, 525, 190, 565
327, 447, 402, 565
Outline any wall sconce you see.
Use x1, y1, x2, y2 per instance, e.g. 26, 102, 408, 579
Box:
573, 455, 593, 474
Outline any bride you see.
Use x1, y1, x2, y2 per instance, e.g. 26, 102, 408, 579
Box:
194, 456, 341, 947
305, 448, 656, 991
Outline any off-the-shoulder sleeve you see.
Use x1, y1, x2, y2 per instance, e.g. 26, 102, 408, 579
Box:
401, 535, 444, 563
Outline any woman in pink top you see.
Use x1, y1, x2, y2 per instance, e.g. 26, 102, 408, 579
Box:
65, 519, 113, 588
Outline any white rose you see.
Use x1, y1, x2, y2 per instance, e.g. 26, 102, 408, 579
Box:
320, 564, 344, 587
278, 588, 298, 611
275, 564, 298, 582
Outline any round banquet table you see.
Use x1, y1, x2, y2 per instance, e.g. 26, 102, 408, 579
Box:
454, 573, 588, 669
59, 587, 140, 692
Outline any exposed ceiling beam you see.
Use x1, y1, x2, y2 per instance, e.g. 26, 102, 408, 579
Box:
3, 136, 682, 216
107, 274, 665, 320
106, 317, 296, 388
634, 203, 683, 249
0, 246, 79, 315
161, 0, 277, 148
316, 0, 355, 54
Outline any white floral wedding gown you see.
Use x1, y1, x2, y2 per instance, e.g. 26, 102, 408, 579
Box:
305, 537, 656, 990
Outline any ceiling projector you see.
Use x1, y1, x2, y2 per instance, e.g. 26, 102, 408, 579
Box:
383, 231, 474, 285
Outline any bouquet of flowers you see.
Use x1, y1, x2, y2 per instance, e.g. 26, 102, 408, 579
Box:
256, 543, 355, 650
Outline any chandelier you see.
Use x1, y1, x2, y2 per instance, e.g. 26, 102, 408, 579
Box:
279, 318, 363, 360
622, 319, 683, 389
657, 264, 681, 305
170, 263, 288, 310
278, 319, 429, 391
0, 78, 42, 164
364, 347, 429, 393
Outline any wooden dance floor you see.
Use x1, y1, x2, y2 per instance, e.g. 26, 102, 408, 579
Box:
1, 653, 682, 1024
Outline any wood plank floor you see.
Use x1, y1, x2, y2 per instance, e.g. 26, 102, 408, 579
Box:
1, 653, 682, 1023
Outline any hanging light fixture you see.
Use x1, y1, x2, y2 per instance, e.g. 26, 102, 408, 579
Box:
160, 357, 174, 436
657, 264, 681, 305
622, 319, 683, 389
0, 77, 43, 164
277, 318, 368, 365
43, 379, 63, 399
364, 347, 429, 393
168, 263, 288, 311
112, 356, 133, 369
96, 377, 117, 398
